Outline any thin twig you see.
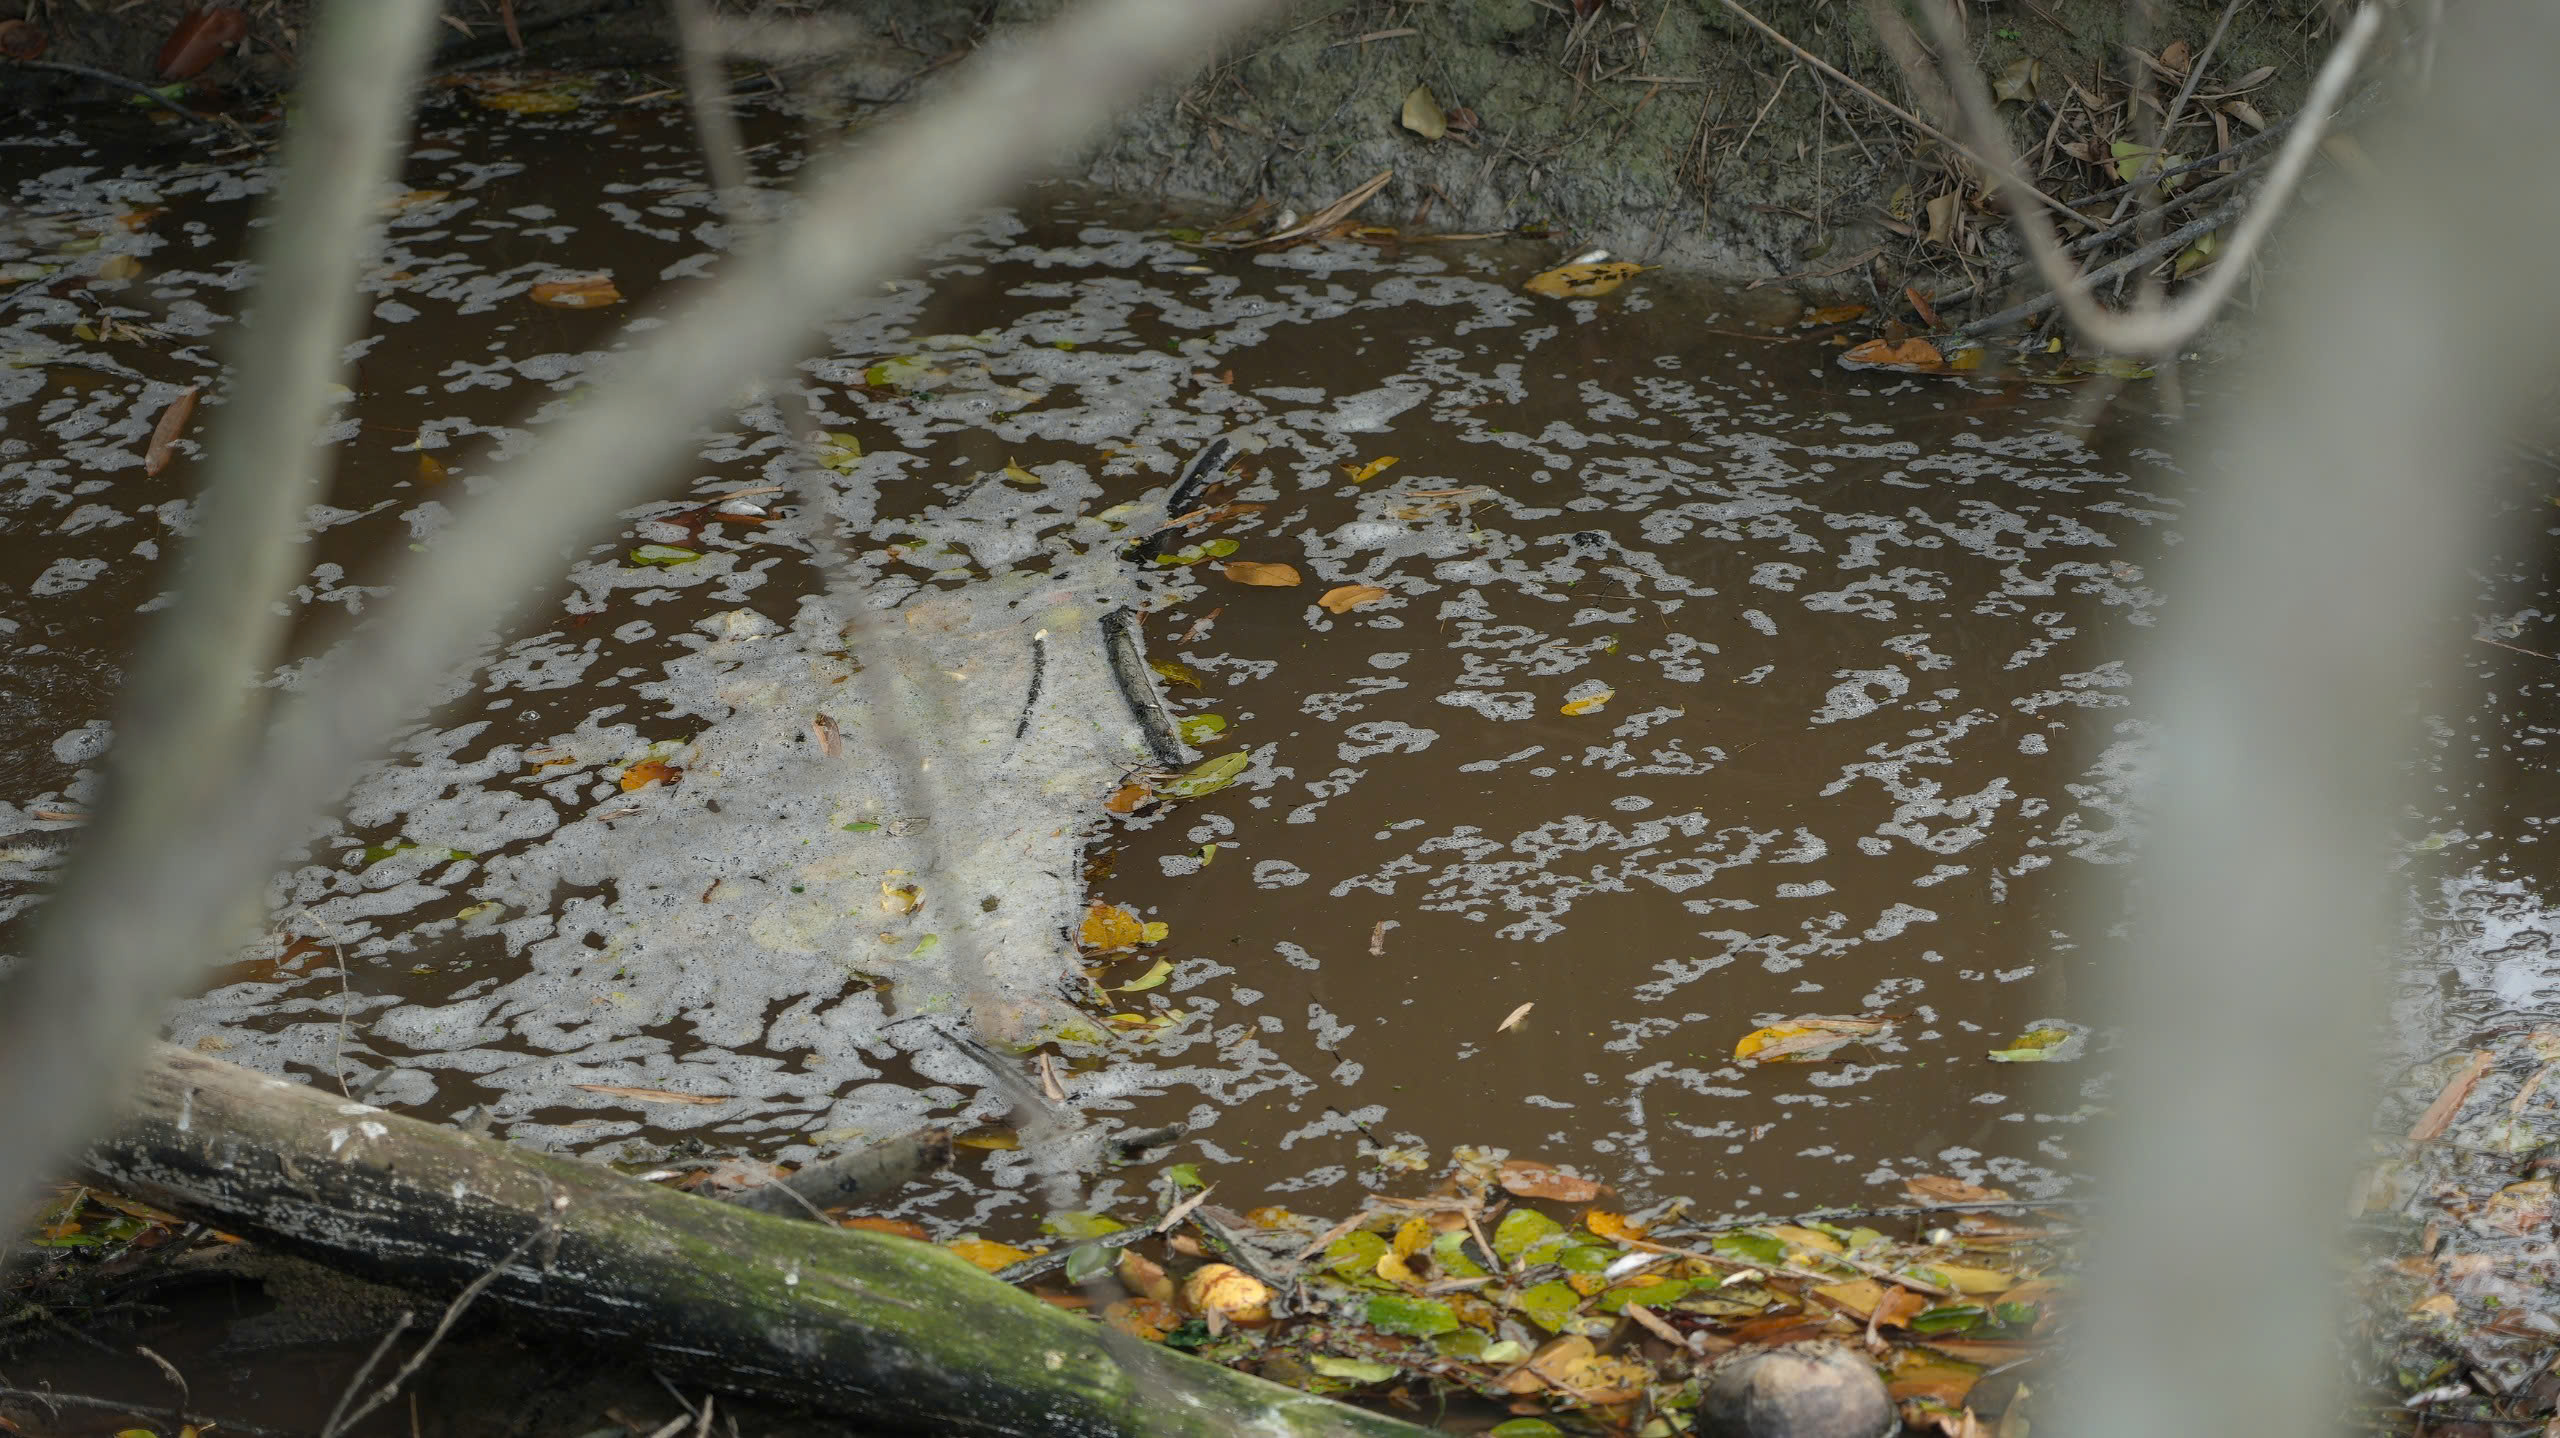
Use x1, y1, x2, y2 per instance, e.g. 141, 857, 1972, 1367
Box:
320, 1309, 416, 1438
321, 1223, 551, 1438
0, 1387, 292, 1438
8, 58, 216, 127
1902, 0, 2382, 351
1955, 189, 2248, 336
1711, 0, 2080, 225
0, 0, 446, 1223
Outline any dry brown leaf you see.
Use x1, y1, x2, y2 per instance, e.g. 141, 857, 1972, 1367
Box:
1104, 781, 1153, 814
1497, 1001, 1535, 1033
144, 385, 198, 477
1498, 1158, 1604, 1203
572, 1083, 727, 1106
811, 712, 842, 757
1400, 83, 1446, 140
839, 1215, 932, 1240
530, 274, 621, 308
1319, 584, 1389, 613
1904, 1175, 2014, 1206
2409, 1049, 2495, 1142
1222, 561, 1302, 587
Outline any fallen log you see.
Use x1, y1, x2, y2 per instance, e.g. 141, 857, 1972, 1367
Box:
83, 1044, 1425, 1438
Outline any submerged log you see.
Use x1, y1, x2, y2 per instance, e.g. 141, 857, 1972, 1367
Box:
85, 1044, 1424, 1438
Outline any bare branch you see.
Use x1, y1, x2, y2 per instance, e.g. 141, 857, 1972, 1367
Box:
1711, 0, 2080, 226
0, 0, 1284, 1208
1889, 0, 2381, 351
0, 0, 443, 1199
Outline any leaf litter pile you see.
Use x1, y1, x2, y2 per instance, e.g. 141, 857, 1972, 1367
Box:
13, 1155, 2071, 1438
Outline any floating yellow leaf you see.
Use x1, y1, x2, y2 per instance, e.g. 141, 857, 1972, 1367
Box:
477, 85, 585, 114
1735, 1015, 1890, 1063
530, 275, 620, 308
96, 253, 141, 281
1345, 455, 1399, 483
1222, 561, 1302, 587
1559, 688, 1614, 716
1914, 1262, 2016, 1295
1080, 902, 1149, 952
1183, 1263, 1272, 1324
1113, 958, 1175, 992
1001, 459, 1039, 485
1319, 584, 1390, 613
381, 189, 449, 214
1583, 1209, 1647, 1242
1988, 1026, 2076, 1063
953, 1129, 1021, 1152
1523, 261, 1648, 299
416, 453, 447, 485
948, 1237, 1034, 1270
880, 880, 921, 915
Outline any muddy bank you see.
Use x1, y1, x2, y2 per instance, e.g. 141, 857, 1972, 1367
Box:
4, 0, 2334, 301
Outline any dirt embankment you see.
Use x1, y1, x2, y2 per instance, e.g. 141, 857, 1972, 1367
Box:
6, 0, 2333, 306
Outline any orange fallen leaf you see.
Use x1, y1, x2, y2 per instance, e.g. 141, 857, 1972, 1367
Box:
1583, 1209, 1648, 1242
571, 1083, 727, 1106
619, 758, 681, 791
144, 385, 198, 477
1222, 561, 1302, 587
840, 1216, 932, 1240
1499, 1158, 1605, 1202
1104, 782, 1153, 814
1805, 303, 1870, 325
1319, 584, 1389, 613
1522, 261, 1649, 299
530, 274, 621, 309
1841, 336, 1947, 372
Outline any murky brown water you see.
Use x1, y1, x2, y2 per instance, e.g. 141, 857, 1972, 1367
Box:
0, 87, 2176, 1251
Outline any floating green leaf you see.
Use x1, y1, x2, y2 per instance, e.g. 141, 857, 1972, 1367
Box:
629, 544, 701, 566
1597, 1277, 1690, 1312
1164, 1162, 1203, 1189
1514, 1280, 1582, 1332
1430, 1229, 1487, 1279
1433, 1328, 1493, 1361
1043, 1211, 1128, 1240
1910, 1303, 1987, 1335
1712, 1231, 1787, 1266
1150, 660, 1203, 688
1364, 1294, 1460, 1338
843, 821, 881, 833
1489, 1422, 1564, 1438
1164, 752, 1251, 799
1327, 1230, 1388, 1277
1493, 1207, 1565, 1263
1309, 1354, 1401, 1384
814, 432, 863, 472
1177, 714, 1227, 744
